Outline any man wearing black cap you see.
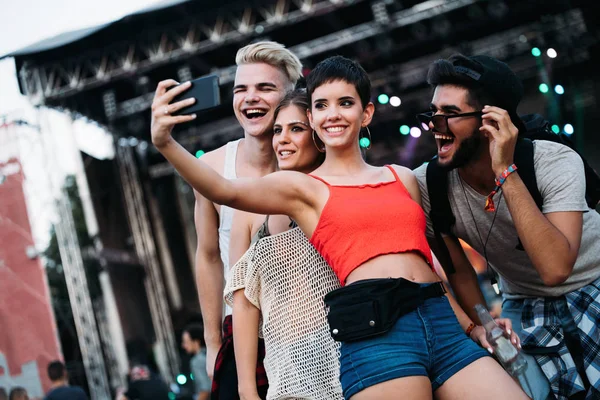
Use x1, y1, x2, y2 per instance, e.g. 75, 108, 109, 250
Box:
414, 54, 600, 399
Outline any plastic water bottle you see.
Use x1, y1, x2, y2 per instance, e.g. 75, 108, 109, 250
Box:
474, 304, 528, 377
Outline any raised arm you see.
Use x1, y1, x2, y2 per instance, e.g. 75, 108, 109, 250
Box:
155, 136, 313, 218
501, 176, 583, 286
482, 106, 584, 286
149, 79, 226, 378
151, 81, 317, 219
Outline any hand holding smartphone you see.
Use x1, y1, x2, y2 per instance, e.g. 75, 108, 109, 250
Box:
170, 74, 221, 116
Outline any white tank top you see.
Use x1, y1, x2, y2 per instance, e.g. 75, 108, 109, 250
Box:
219, 139, 240, 316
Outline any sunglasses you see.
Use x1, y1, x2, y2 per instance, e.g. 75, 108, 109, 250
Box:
416, 111, 482, 134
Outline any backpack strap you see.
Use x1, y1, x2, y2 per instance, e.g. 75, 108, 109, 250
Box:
513, 138, 544, 250
522, 113, 600, 209
426, 158, 456, 274
513, 138, 544, 209
584, 163, 600, 209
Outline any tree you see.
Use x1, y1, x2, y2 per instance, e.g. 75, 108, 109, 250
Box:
43, 175, 102, 366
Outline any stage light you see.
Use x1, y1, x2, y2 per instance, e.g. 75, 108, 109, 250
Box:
551, 125, 560, 134
410, 127, 422, 138
564, 124, 574, 135
539, 83, 549, 94
547, 48, 557, 58
400, 125, 410, 135
531, 47, 542, 57
176, 374, 187, 385
359, 137, 371, 148
168, 393, 176, 400
378, 94, 389, 105
554, 85, 564, 95
389, 96, 401, 107
300, 0, 312, 12
196, 150, 205, 158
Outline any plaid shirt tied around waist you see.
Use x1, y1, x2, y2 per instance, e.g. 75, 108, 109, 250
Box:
520, 276, 600, 400
211, 314, 268, 399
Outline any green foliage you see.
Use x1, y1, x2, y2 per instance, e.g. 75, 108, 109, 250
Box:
43, 175, 102, 329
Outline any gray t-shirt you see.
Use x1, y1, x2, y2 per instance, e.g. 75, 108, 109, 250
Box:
414, 140, 600, 298
191, 349, 211, 394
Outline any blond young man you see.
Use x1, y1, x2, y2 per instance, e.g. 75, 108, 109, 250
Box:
150, 41, 302, 399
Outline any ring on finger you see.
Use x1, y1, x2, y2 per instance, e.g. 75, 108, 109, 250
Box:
164, 106, 170, 115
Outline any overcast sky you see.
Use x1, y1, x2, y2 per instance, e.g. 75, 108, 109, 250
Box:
0, 0, 162, 249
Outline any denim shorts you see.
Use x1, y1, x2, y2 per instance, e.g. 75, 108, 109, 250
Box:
339, 291, 489, 399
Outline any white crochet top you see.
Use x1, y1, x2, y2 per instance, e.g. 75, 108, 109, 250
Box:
224, 227, 343, 400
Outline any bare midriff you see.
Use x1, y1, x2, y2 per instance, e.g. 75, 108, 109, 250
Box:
345, 252, 440, 286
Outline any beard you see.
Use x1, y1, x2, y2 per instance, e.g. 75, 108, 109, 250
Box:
438, 128, 483, 170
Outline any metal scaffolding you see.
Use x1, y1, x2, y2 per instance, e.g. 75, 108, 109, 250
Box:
17, 0, 366, 106
116, 145, 179, 383
111, 0, 482, 120
54, 189, 111, 399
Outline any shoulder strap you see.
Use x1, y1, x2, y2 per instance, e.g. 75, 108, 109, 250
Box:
251, 215, 271, 244
426, 158, 455, 233
224, 139, 241, 179
425, 158, 456, 274
308, 174, 331, 186
220, 139, 240, 229
513, 138, 543, 210
263, 215, 271, 236
385, 165, 401, 182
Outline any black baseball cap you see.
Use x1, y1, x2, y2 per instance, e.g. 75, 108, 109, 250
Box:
450, 55, 527, 134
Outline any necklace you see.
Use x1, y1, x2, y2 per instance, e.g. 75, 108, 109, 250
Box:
458, 174, 503, 294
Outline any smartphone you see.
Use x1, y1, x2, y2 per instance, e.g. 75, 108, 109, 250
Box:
170, 74, 221, 116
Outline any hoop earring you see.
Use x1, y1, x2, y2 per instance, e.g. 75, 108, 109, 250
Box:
360, 126, 372, 150
312, 130, 326, 153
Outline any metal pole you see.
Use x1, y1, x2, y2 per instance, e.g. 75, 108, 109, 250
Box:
63, 113, 128, 389
115, 144, 179, 383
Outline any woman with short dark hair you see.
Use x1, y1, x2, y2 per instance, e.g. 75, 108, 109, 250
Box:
152, 55, 528, 400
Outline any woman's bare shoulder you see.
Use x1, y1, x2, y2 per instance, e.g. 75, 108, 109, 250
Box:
388, 164, 414, 177
389, 164, 420, 201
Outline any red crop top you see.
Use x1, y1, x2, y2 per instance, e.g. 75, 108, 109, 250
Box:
309, 165, 433, 285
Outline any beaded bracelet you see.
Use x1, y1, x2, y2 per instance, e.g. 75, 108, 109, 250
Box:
465, 322, 476, 337
485, 164, 518, 212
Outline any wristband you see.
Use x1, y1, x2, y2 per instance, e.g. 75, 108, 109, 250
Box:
465, 322, 476, 337
485, 164, 518, 212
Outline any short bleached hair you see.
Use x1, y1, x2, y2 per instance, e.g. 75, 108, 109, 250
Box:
236, 41, 303, 87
